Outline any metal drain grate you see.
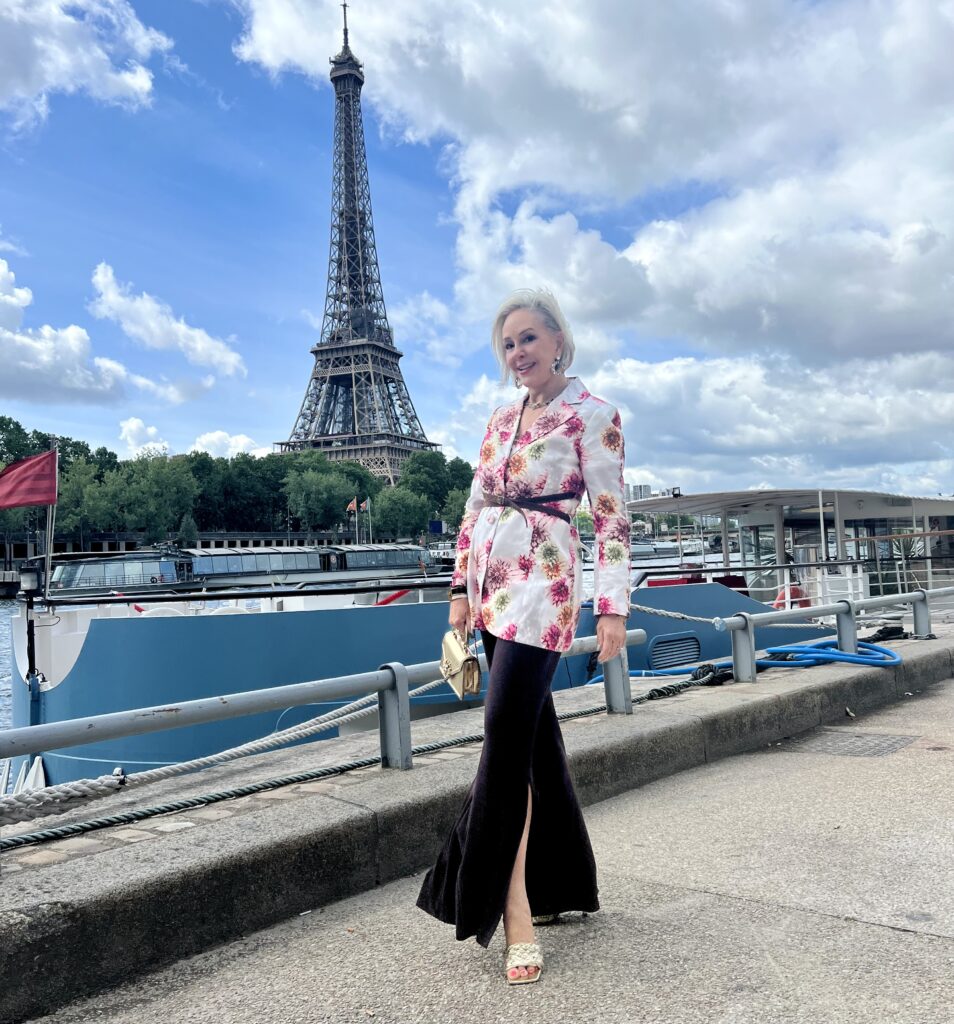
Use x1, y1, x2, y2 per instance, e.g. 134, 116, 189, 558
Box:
788, 730, 919, 757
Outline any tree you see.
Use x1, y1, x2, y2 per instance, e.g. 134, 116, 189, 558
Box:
372, 487, 430, 540
56, 459, 100, 549
91, 446, 120, 480
441, 488, 469, 534
123, 453, 197, 543
446, 457, 474, 492
0, 416, 33, 463
284, 469, 354, 532
399, 451, 450, 510
187, 451, 228, 531
177, 512, 199, 547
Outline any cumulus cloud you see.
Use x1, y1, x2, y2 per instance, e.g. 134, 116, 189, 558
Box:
232, 0, 954, 491
89, 263, 246, 377
0, 0, 172, 130
119, 416, 168, 456
0, 257, 197, 404
190, 430, 266, 458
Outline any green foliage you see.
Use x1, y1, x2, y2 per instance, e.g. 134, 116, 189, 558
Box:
446, 457, 474, 492
122, 453, 198, 543
398, 451, 450, 511
177, 512, 199, 547
284, 468, 355, 532
574, 507, 595, 536
372, 488, 430, 540
440, 488, 469, 533
0, 416, 33, 463
56, 459, 100, 547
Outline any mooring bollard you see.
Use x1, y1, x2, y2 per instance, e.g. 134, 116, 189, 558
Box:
378, 662, 412, 770
603, 646, 633, 715
835, 599, 858, 654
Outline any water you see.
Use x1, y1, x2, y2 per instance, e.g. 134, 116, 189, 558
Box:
0, 599, 12, 730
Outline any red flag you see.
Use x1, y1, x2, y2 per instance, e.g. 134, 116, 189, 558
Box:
359, 498, 368, 511
345, 496, 358, 513
0, 450, 58, 510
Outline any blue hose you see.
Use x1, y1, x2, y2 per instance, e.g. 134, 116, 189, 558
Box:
585, 639, 900, 685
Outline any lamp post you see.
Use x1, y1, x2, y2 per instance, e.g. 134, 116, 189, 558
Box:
19, 564, 42, 727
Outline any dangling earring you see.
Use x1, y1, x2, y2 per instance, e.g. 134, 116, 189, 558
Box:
514, 375, 522, 388
550, 355, 562, 375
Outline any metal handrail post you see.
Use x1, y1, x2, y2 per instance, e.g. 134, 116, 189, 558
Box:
604, 646, 632, 715
730, 613, 757, 682
912, 591, 932, 637
378, 662, 412, 770
835, 600, 858, 654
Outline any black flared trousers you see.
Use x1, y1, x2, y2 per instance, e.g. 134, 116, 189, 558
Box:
416, 631, 599, 947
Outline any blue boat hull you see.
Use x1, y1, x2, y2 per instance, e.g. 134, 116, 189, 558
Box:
11, 585, 831, 786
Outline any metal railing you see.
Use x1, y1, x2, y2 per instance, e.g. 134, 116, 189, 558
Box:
0, 629, 647, 772
712, 585, 954, 682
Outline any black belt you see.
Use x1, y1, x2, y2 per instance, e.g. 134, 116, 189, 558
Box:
482, 490, 577, 525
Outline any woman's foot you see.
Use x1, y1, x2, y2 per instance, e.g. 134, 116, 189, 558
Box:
504, 941, 543, 985
504, 903, 539, 981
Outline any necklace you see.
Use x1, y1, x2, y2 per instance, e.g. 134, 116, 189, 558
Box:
525, 379, 569, 410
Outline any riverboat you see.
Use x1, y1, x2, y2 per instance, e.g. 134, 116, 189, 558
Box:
36, 543, 441, 598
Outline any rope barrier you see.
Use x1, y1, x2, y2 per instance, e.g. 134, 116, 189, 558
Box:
0, 676, 449, 826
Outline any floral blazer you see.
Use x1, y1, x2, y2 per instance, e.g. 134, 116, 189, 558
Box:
452, 377, 631, 652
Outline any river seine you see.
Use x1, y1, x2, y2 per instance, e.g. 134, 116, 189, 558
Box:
1, 599, 13, 730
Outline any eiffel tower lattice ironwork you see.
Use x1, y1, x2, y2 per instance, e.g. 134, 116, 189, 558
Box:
280, 6, 436, 483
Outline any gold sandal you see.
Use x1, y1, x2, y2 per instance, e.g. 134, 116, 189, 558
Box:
531, 913, 560, 925
505, 942, 543, 985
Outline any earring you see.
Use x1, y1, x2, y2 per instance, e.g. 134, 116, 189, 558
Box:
514, 376, 523, 388
550, 355, 562, 374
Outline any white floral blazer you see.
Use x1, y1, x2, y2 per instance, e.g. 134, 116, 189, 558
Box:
452, 377, 631, 652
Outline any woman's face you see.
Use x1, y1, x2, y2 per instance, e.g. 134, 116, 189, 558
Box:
502, 308, 563, 392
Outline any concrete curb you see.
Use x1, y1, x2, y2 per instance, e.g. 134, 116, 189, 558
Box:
1, 634, 952, 1023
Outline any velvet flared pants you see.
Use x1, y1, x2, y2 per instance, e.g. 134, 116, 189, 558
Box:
416, 632, 599, 947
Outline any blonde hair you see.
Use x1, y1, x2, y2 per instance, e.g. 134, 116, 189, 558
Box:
490, 288, 575, 384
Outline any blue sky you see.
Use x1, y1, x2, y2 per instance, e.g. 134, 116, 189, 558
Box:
2, 1, 953, 496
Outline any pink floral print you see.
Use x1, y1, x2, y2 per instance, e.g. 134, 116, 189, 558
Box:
451, 377, 630, 652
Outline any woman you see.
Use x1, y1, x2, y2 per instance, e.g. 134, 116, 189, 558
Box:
416, 288, 630, 984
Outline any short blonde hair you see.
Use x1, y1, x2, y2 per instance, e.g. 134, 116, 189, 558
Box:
491, 288, 575, 384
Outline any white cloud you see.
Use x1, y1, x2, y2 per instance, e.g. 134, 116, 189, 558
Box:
0, 225, 27, 257
0, 0, 172, 130
0, 257, 195, 404
389, 290, 467, 367
231, 1, 954, 492
190, 430, 265, 458
89, 263, 246, 377
119, 416, 167, 456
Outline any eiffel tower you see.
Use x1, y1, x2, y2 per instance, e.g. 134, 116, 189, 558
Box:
280, 4, 436, 483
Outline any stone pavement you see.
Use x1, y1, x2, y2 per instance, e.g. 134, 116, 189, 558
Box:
25, 670, 954, 1024
3, 629, 954, 1023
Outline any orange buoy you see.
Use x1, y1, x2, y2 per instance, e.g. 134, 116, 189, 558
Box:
772, 583, 810, 609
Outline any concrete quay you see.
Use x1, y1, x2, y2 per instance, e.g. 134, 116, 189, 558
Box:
2, 628, 954, 1023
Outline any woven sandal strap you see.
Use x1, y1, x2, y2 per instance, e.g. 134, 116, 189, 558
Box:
505, 942, 543, 969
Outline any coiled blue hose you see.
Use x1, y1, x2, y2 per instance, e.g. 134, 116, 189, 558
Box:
586, 639, 901, 685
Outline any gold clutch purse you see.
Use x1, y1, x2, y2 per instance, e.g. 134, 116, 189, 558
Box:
440, 628, 481, 699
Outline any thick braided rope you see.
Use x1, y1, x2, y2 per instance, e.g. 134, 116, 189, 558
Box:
629, 601, 822, 629
0, 677, 447, 826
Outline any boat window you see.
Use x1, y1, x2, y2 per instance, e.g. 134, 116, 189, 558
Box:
210, 556, 229, 574
116, 561, 141, 585
159, 560, 176, 582
281, 554, 296, 570
255, 554, 270, 571
306, 553, 321, 569
193, 556, 213, 576
227, 555, 243, 573
347, 552, 367, 568
52, 564, 80, 589
294, 553, 309, 570
242, 555, 257, 572
269, 554, 285, 571
77, 564, 107, 587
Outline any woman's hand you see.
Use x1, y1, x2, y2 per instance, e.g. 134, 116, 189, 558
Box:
449, 595, 471, 636
596, 613, 627, 663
